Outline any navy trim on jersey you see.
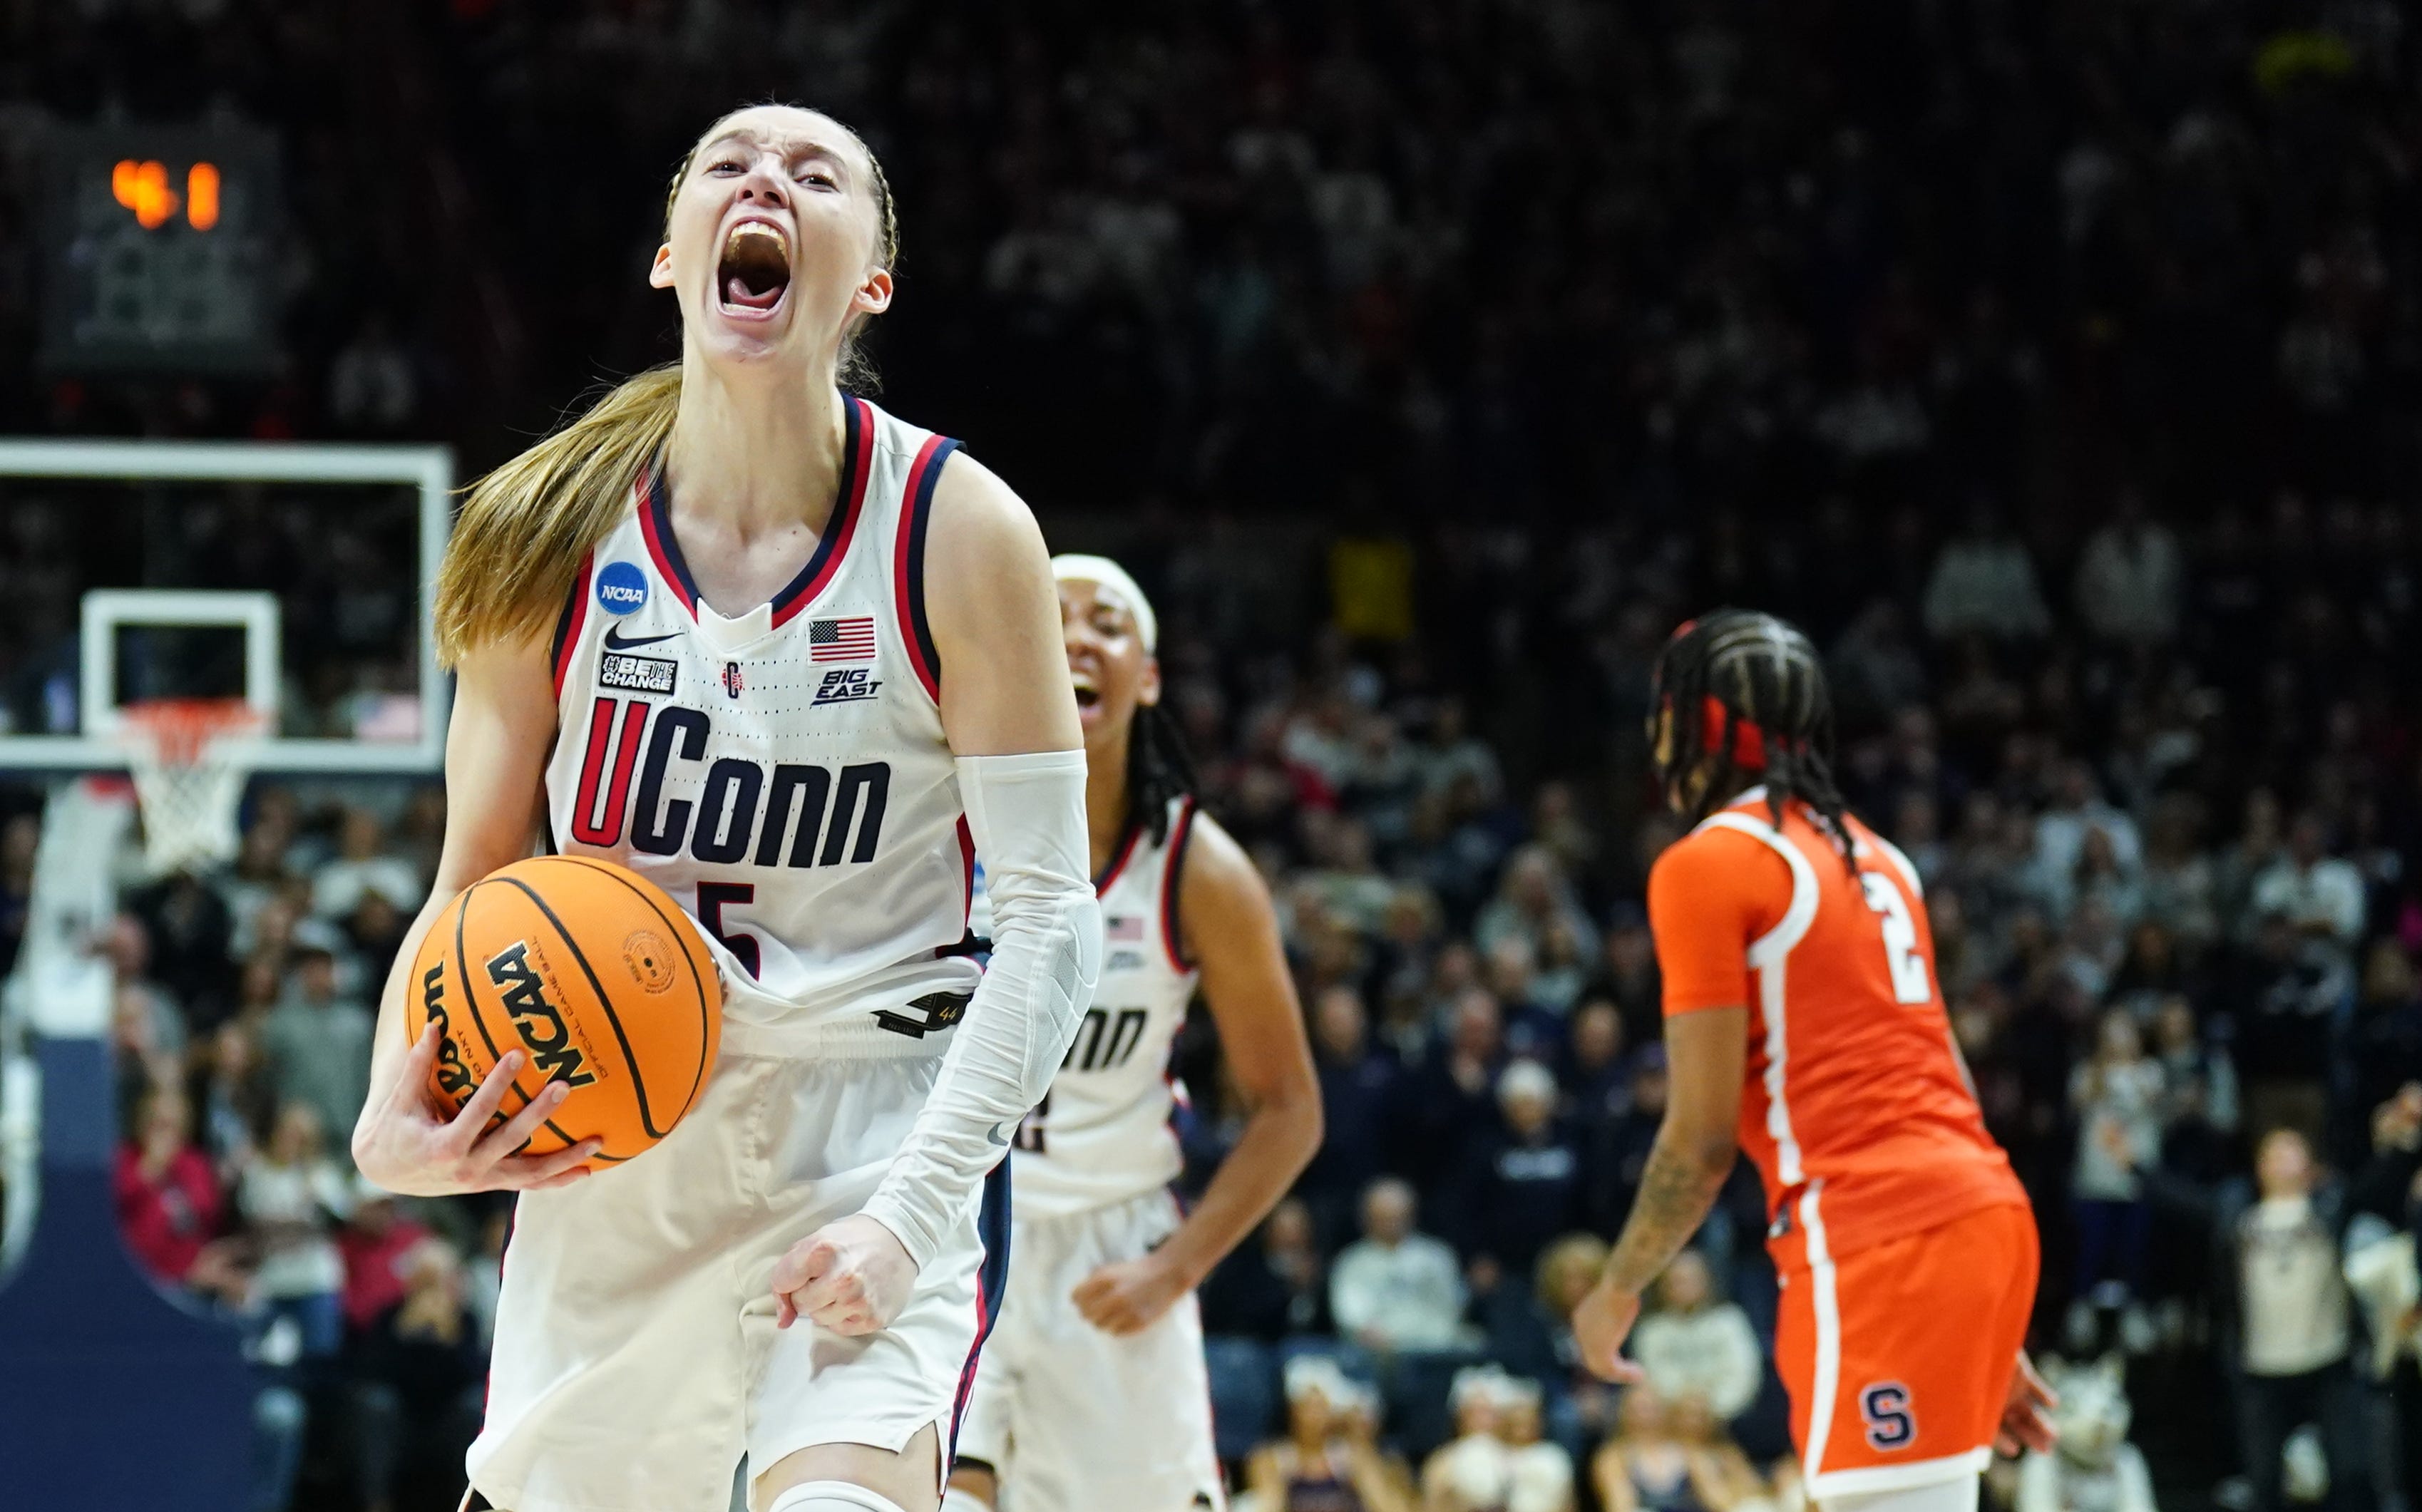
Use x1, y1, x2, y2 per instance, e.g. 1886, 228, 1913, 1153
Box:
894, 433, 959, 699
1095, 821, 1146, 893
1161, 796, 1200, 972
550, 550, 593, 696
636, 467, 700, 617
769, 394, 873, 627
948, 1157, 1014, 1460
634, 396, 871, 625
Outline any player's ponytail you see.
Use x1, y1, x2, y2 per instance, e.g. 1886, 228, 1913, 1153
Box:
433, 365, 682, 664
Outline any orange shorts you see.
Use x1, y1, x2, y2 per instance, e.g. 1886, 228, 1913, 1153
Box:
1774, 1199, 2038, 1498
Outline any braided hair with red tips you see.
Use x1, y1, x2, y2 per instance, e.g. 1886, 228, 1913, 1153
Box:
1649, 608, 1857, 868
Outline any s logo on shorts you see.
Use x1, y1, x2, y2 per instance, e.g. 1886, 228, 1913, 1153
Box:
1860, 1382, 1916, 1450
597, 561, 649, 615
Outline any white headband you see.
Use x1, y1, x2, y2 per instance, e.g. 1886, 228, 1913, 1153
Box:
1051, 553, 1158, 654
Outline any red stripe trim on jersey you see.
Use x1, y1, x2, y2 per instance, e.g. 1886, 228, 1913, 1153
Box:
948, 1158, 1012, 1462
769, 396, 876, 629
1094, 821, 1146, 894
635, 470, 699, 619
1160, 796, 1200, 972
957, 815, 975, 926
892, 432, 959, 700
550, 550, 593, 696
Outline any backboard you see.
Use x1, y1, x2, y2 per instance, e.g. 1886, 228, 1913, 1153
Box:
0, 439, 451, 774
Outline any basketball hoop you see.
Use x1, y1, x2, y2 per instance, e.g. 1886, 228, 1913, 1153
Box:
113, 697, 267, 874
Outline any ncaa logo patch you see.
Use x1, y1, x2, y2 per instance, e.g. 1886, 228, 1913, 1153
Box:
595, 561, 649, 615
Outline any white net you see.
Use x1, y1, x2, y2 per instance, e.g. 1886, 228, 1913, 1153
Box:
116, 699, 265, 875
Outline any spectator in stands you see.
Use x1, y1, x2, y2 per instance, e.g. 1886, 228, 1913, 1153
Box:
1563, 999, 1628, 1116
1303, 984, 1398, 1243
192, 1017, 273, 1183
1402, 989, 1507, 1185
237, 1101, 353, 1367
1668, 1394, 1773, 1512
339, 1179, 431, 1336
2151, 997, 2239, 1184
1591, 906, 1661, 1046
2225, 1128, 2366, 1512
2229, 907, 2350, 1147
1330, 1176, 1469, 1353
2252, 812, 2369, 971
2069, 1009, 2165, 1352
311, 806, 423, 922
1246, 1356, 1415, 1512
1629, 1250, 1762, 1429
1448, 1059, 1581, 1285
1592, 1387, 1744, 1512
1200, 1196, 1330, 1342
2073, 490, 2183, 647
1921, 505, 2052, 642
1582, 1044, 1670, 1235
2036, 761, 2143, 890
257, 925, 373, 1161
352, 1236, 486, 1512
1477, 845, 1600, 969
113, 1083, 222, 1289
1498, 1375, 1579, 1512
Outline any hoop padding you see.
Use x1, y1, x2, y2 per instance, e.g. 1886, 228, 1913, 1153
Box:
117, 699, 266, 874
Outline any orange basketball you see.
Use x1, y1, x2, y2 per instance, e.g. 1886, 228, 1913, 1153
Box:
406, 855, 721, 1171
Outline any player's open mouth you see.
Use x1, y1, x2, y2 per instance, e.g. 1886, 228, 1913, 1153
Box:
717, 221, 791, 318
1069, 668, 1102, 709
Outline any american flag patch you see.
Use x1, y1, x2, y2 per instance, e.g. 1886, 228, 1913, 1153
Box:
1107, 915, 1145, 941
809, 617, 877, 662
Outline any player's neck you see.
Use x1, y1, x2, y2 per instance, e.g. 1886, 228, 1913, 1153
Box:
664, 359, 848, 540
1085, 728, 1134, 874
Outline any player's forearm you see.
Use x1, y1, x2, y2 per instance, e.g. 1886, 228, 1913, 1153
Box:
861, 751, 1099, 1265
1601, 1123, 1734, 1295
1155, 1084, 1321, 1287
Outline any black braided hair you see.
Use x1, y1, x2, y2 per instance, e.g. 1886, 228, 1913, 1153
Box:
1122, 699, 1200, 847
1650, 608, 1857, 868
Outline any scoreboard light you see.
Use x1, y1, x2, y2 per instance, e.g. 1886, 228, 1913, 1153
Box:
41, 126, 281, 376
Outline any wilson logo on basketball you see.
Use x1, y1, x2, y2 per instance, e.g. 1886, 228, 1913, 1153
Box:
421, 962, 478, 1103
622, 930, 678, 994
486, 941, 600, 1088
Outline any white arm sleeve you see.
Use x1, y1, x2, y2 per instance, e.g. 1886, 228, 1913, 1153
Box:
858, 749, 1100, 1267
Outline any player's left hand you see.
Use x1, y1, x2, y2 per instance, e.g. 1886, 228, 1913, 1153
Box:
771, 1214, 918, 1335
1572, 1277, 1646, 1384
1994, 1350, 2059, 1456
1071, 1252, 1190, 1336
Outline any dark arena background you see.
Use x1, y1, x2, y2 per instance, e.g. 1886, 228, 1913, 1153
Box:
2, 2, 2420, 1510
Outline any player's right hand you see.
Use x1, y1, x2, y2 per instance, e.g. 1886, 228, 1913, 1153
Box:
351, 1025, 601, 1196
1994, 1350, 2059, 1456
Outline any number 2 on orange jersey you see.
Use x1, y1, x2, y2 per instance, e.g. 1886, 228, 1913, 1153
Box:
1858, 872, 1931, 1004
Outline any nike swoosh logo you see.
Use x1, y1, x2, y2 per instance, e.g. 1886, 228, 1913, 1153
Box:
987, 1122, 1012, 1147
603, 626, 679, 650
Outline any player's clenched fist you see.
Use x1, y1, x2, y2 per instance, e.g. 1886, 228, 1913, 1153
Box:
771, 1213, 918, 1334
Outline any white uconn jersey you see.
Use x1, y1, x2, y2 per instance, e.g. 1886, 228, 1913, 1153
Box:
1009, 796, 1201, 1218
543, 396, 979, 1037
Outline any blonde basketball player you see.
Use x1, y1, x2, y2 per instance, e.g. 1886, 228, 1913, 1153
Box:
945, 559, 1322, 1512
349, 104, 1101, 1512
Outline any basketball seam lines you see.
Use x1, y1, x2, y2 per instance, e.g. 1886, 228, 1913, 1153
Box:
493, 873, 679, 1141
550, 855, 716, 1124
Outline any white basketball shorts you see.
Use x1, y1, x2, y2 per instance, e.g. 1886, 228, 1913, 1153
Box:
468, 1029, 1010, 1512
954, 1188, 1225, 1511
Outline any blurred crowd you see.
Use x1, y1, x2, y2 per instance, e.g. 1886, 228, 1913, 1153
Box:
1, 1, 2421, 1510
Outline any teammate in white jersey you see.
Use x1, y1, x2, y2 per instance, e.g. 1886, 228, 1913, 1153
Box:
946, 557, 1322, 1512
348, 105, 1100, 1512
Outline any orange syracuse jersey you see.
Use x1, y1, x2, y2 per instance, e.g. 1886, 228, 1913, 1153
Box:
1647, 786, 2028, 1270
